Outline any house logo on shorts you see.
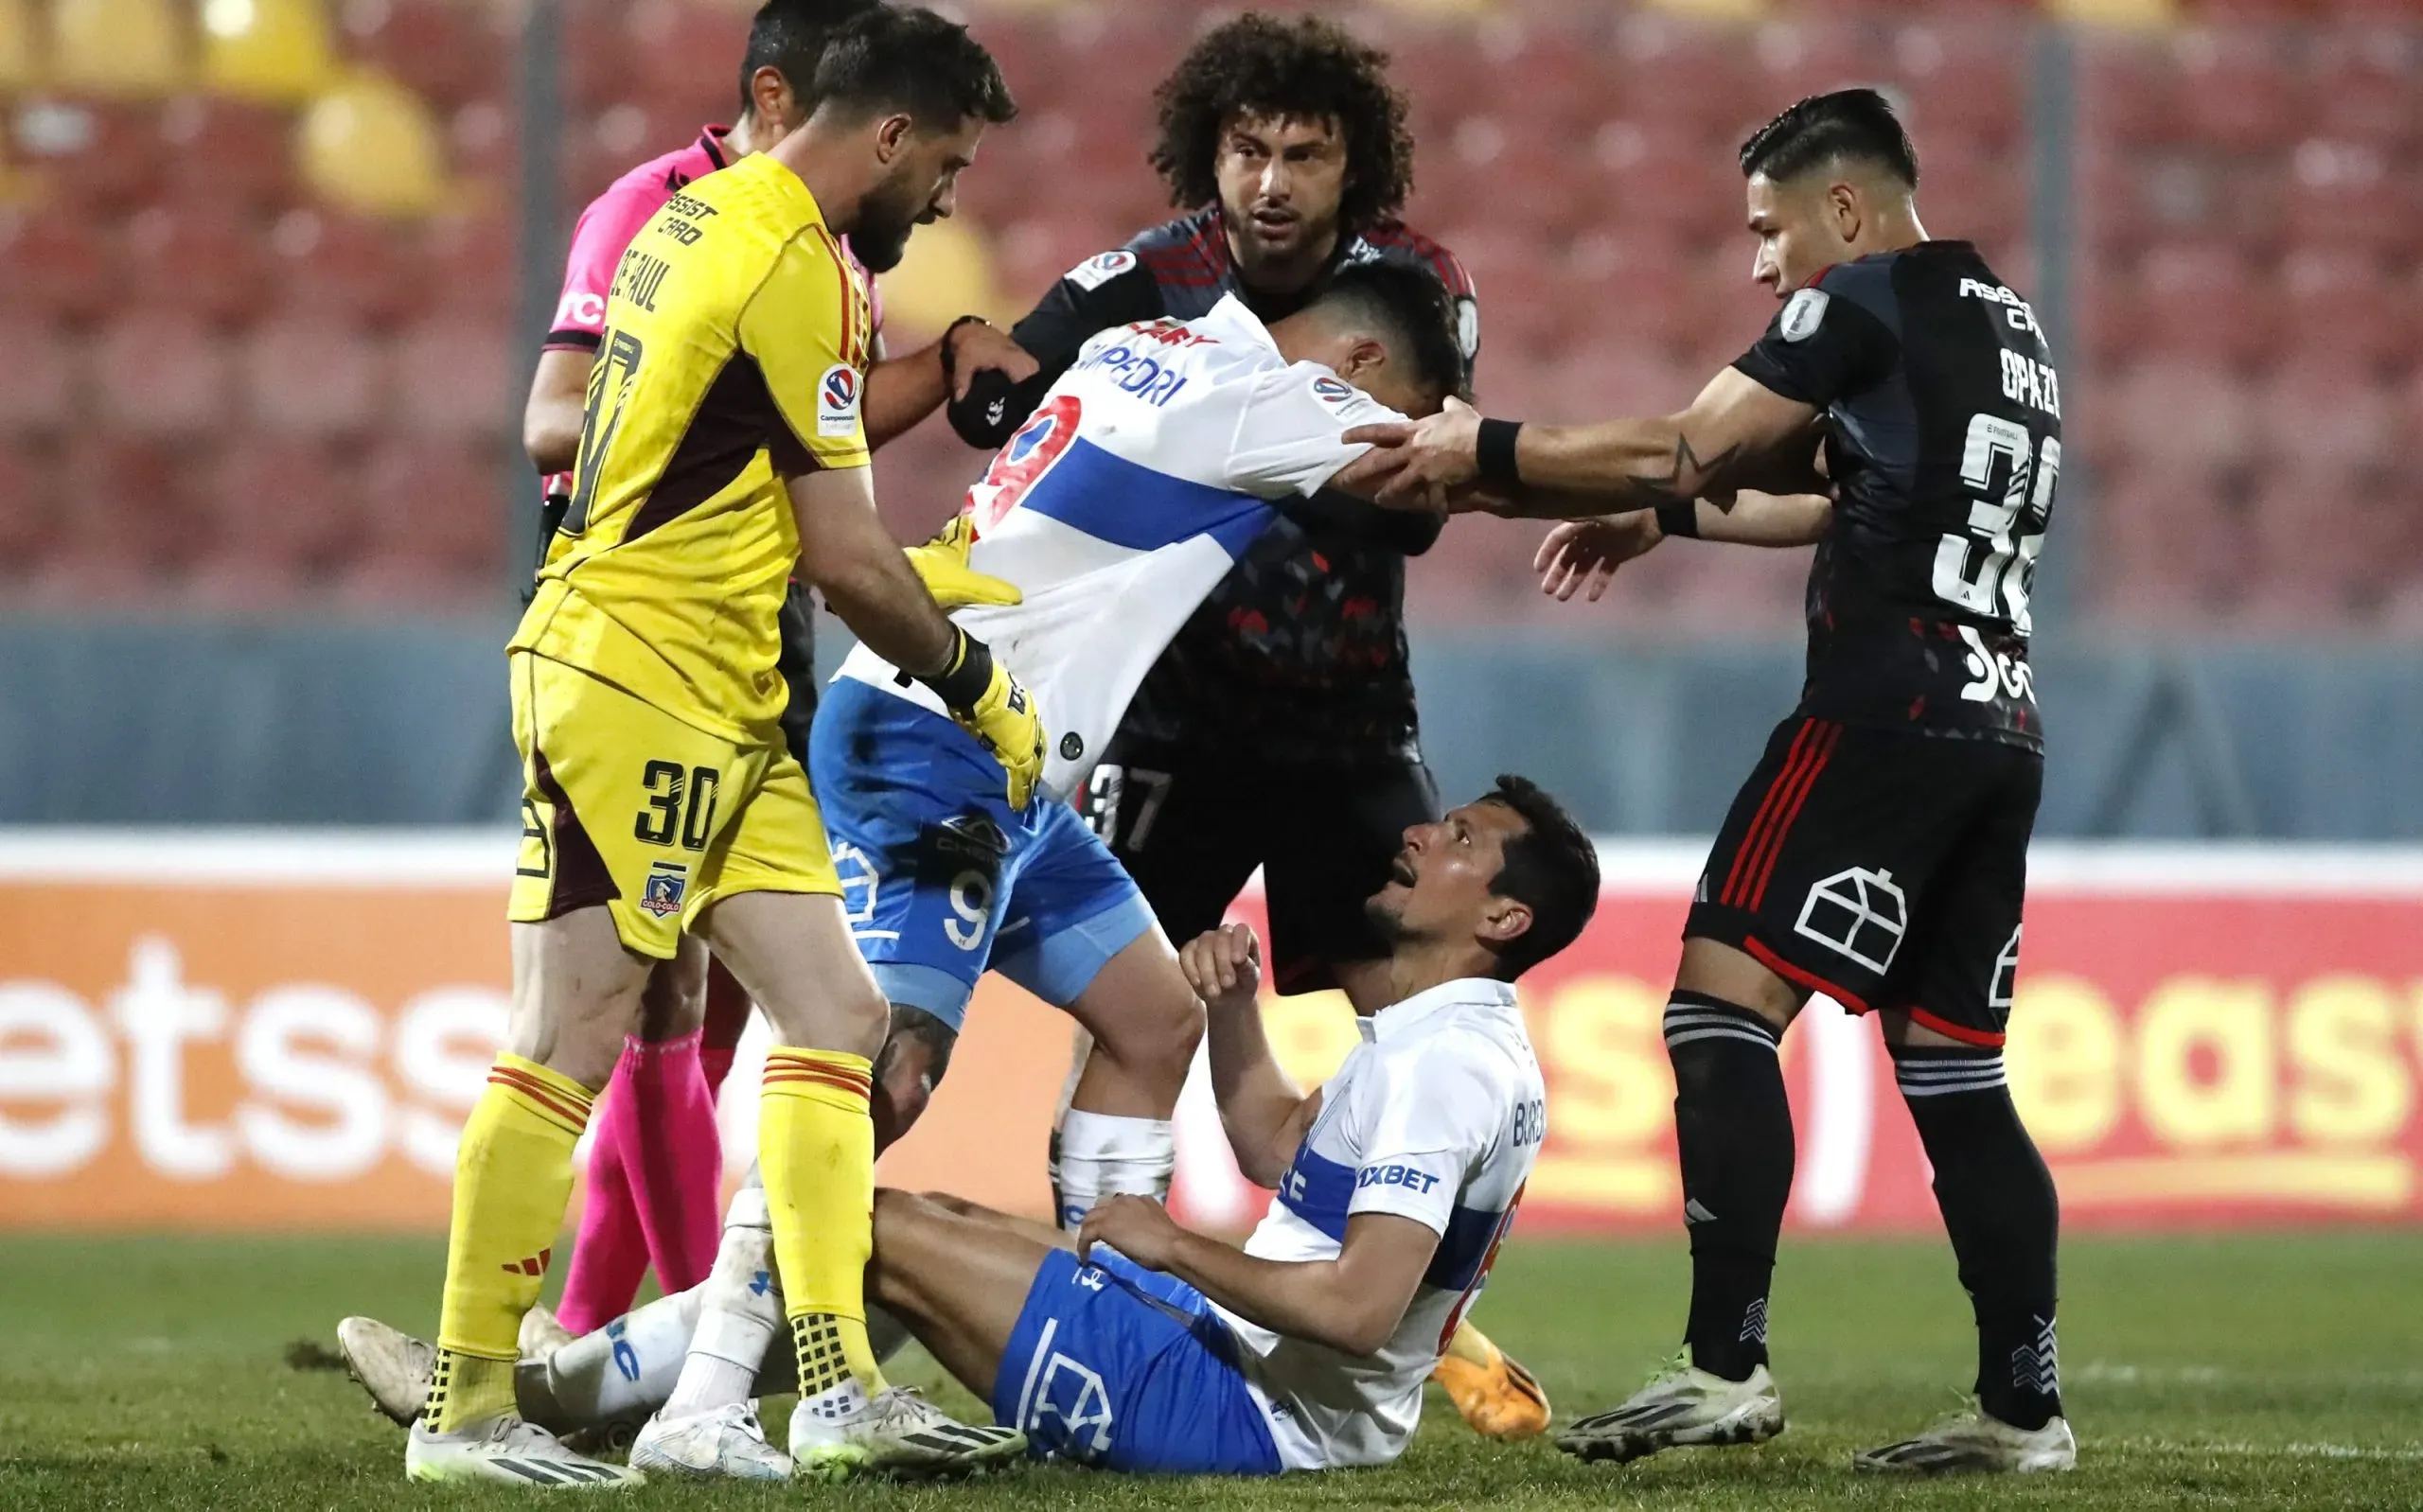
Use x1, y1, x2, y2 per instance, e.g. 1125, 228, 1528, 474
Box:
1793, 866, 1907, 974
641, 860, 689, 918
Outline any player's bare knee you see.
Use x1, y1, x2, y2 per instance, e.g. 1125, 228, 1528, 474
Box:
1093, 982, 1201, 1102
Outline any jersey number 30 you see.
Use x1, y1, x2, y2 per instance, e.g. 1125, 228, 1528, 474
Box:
1933, 413, 2057, 635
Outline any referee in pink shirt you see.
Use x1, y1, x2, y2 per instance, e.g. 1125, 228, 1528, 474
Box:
517, 0, 1035, 1346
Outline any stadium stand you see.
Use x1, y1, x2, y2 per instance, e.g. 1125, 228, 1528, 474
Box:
0, 0, 2412, 627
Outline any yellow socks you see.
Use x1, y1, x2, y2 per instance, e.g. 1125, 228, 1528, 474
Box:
761, 1046, 884, 1400
424, 1053, 594, 1433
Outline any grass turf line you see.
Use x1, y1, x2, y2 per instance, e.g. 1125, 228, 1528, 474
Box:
1, 1231, 2417, 1509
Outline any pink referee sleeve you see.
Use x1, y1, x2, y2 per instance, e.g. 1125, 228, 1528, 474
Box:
543, 182, 666, 353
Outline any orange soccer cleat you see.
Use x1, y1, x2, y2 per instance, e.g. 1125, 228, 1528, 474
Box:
1432, 1321, 1550, 1440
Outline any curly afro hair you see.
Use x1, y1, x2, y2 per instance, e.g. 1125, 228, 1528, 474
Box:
1148, 13, 1415, 234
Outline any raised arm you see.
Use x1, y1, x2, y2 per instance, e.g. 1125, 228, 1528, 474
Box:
1341, 371, 1820, 519
1535, 490, 1835, 604
861, 318, 1038, 449
1178, 924, 1318, 1188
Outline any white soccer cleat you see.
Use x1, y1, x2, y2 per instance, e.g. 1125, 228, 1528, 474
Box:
1853, 1407, 2077, 1474
338, 1316, 435, 1428
1555, 1358, 1784, 1465
629, 1402, 793, 1481
787, 1383, 1026, 1481
520, 1302, 575, 1361
404, 1415, 642, 1487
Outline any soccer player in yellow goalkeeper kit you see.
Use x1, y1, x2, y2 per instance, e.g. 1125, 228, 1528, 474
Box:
408, 9, 1036, 1486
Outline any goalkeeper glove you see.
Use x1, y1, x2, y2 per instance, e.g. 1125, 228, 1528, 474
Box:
904, 515, 1021, 611
917, 629, 1046, 810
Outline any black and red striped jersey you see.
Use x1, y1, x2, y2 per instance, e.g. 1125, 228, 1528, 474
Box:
950, 206, 1478, 763
1732, 240, 2059, 750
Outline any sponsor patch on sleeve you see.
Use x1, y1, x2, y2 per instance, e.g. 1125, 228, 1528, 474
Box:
1780, 287, 1830, 343
1063, 249, 1138, 292
817, 364, 862, 438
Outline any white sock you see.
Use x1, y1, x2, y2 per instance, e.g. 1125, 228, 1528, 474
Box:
536, 1288, 702, 1429
1053, 1110, 1176, 1233
663, 1178, 786, 1417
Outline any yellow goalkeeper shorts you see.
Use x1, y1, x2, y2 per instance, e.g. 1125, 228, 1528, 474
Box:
507, 650, 838, 958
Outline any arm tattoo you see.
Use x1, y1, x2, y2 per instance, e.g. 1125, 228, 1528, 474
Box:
1616, 432, 1743, 511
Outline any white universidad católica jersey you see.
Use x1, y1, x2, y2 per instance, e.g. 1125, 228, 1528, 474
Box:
1224, 977, 1547, 1469
833, 294, 1405, 800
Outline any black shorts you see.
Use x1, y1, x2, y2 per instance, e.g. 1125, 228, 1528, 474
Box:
775, 580, 819, 767
1080, 737, 1440, 995
1686, 716, 2041, 1047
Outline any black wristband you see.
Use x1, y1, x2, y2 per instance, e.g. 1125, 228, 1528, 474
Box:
916, 627, 995, 712
938, 314, 991, 392
1475, 417, 1524, 484
1654, 498, 1701, 539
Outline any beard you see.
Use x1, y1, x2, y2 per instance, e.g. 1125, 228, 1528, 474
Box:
848, 178, 922, 273
1363, 893, 1414, 946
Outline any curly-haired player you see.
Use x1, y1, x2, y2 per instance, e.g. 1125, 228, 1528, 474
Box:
940, 13, 1538, 1440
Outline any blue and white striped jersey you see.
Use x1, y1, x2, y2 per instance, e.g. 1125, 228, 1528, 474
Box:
834, 295, 1403, 800
1224, 977, 1546, 1469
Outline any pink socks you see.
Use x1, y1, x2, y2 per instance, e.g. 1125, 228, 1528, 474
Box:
553, 1031, 723, 1333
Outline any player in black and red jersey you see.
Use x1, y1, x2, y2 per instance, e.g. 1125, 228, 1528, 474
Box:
944, 13, 1545, 1441
1350, 90, 2073, 1475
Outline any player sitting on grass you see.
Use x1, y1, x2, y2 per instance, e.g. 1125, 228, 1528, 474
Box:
346, 778, 1597, 1476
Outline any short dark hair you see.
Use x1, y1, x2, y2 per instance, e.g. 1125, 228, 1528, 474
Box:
736, 0, 879, 117
1149, 13, 1414, 233
1739, 87, 1919, 190
1479, 775, 1599, 980
808, 6, 1017, 132
1307, 260, 1469, 404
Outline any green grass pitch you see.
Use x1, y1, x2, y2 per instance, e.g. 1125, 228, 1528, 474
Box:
2, 1230, 2418, 1509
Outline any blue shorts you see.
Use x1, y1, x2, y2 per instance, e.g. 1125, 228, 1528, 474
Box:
993, 1248, 1283, 1475
810, 679, 1154, 1031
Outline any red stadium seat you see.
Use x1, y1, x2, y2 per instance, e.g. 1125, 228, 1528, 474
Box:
1750, 19, 1880, 107
185, 434, 353, 605
1892, 20, 2026, 149
123, 204, 271, 327
1588, 118, 1742, 246
2175, 28, 2306, 155
341, 440, 504, 607
89, 316, 234, 438
2308, 26, 2420, 149
1608, 13, 1765, 145
2254, 359, 2397, 476
416, 211, 517, 322
2276, 247, 2408, 373
40, 435, 189, 591
0, 208, 115, 325
1917, 139, 2026, 259
240, 317, 386, 436
9, 100, 163, 213
268, 207, 421, 329
2076, 38, 2181, 149
2284, 137, 2415, 255
2133, 241, 2273, 369
343, 0, 502, 111
155, 97, 294, 213
2092, 464, 2248, 624
623, 0, 749, 116
2106, 360, 2259, 471
0, 318, 78, 436
389, 316, 514, 440
559, 0, 631, 114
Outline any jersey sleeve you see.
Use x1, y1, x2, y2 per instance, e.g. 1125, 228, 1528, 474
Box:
1731, 271, 1901, 409
547, 184, 663, 353
739, 231, 874, 475
948, 250, 1163, 448
1345, 1037, 1510, 1237
1222, 361, 1405, 499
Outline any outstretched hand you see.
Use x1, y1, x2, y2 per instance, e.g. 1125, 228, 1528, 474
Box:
1341, 396, 1484, 511
1535, 514, 1664, 602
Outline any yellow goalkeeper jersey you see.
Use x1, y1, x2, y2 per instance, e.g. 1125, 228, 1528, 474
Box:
510, 150, 875, 742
